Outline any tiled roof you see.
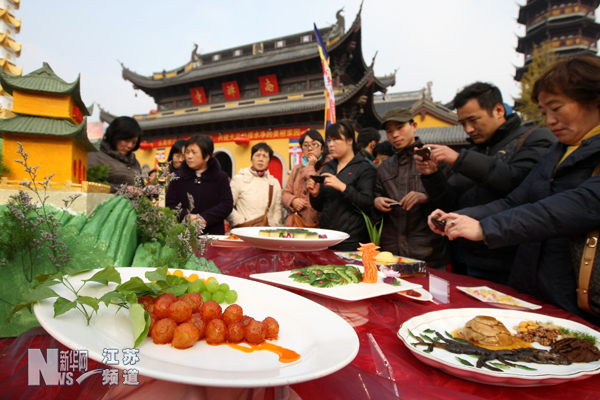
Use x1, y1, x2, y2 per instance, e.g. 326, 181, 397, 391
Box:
416, 125, 468, 145
375, 99, 417, 117
411, 99, 458, 123
0, 115, 98, 152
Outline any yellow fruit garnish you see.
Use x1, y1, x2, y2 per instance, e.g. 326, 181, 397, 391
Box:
207, 276, 217, 282
188, 273, 199, 282
173, 270, 184, 277
167, 271, 172, 276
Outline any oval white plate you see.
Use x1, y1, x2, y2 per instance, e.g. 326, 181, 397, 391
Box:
33, 268, 360, 387
231, 227, 349, 251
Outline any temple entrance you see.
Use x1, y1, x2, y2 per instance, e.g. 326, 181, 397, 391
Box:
214, 150, 233, 179
268, 153, 284, 187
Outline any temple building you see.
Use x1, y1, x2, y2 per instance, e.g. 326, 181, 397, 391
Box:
0, 0, 21, 111
100, 6, 396, 185
515, 0, 600, 80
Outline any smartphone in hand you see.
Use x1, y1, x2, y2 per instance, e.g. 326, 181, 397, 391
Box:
310, 174, 326, 183
431, 217, 446, 231
388, 202, 401, 208
415, 147, 432, 161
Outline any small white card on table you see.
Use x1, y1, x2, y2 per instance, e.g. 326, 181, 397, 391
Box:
429, 274, 450, 304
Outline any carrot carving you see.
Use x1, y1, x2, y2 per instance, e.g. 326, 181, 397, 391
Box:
357, 242, 380, 284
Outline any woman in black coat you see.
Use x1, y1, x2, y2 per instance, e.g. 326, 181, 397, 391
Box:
308, 121, 377, 251
165, 135, 233, 235
430, 56, 600, 326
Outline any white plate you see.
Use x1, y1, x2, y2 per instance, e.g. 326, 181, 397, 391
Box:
231, 227, 349, 252
250, 266, 422, 302
397, 308, 600, 387
33, 268, 359, 387
457, 286, 542, 310
335, 251, 423, 266
396, 287, 433, 302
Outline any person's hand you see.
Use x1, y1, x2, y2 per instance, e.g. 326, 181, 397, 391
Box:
307, 178, 320, 196
442, 213, 484, 242
414, 149, 439, 175
291, 197, 308, 211
428, 144, 460, 166
399, 191, 428, 211
428, 209, 447, 235
321, 173, 346, 192
186, 213, 206, 225
374, 196, 398, 212
306, 155, 318, 167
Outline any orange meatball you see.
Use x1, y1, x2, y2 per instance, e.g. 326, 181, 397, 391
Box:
205, 319, 227, 344
182, 293, 203, 313
244, 320, 267, 344
200, 300, 222, 321
138, 295, 154, 309
241, 315, 255, 326
168, 301, 192, 323
186, 313, 206, 340
223, 304, 243, 326
156, 293, 176, 302
148, 312, 158, 337
172, 323, 200, 349
154, 295, 176, 319
263, 317, 280, 340
227, 321, 245, 343
151, 318, 177, 344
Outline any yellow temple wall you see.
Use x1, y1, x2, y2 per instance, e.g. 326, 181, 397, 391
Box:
414, 113, 454, 128
12, 90, 76, 123
2, 133, 83, 183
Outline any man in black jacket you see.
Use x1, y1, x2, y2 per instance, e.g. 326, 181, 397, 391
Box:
415, 82, 556, 284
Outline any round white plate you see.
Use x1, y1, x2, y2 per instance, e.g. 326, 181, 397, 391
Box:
396, 287, 432, 302
397, 308, 600, 387
34, 268, 359, 387
231, 227, 349, 251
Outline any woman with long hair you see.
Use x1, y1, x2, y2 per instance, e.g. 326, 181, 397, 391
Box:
167, 139, 187, 174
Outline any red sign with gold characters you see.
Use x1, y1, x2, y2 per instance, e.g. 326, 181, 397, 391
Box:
259, 74, 279, 96
221, 81, 241, 101
189, 87, 207, 105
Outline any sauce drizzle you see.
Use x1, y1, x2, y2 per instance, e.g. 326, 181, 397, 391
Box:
225, 342, 301, 363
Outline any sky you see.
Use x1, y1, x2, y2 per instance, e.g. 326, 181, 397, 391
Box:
17, 0, 532, 122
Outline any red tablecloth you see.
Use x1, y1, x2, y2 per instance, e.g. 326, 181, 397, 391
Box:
2, 246, 600, 400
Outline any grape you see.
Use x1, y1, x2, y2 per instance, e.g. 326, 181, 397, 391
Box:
201, 291, 212, 302
207, 280, 219, 293
187, 280, 205, 294
219, 283, 230, 293
225, 290, 238, 304
212, 291, 225, 304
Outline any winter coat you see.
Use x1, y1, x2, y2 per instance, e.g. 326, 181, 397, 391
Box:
165, 157, 233, 235
228, 167, 282, 227
375, 138, 451, 268
459, 133, 600, 326
282, 155, 333, 227
310, 152, 377, 251
420, 114, 556, 272
87, 141, 141, 193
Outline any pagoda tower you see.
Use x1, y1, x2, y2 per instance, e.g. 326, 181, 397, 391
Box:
516, 0, 600, 80
0, 0, 21, 110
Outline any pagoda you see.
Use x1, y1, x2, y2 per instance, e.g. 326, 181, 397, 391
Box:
515, 0, 600, 80
0, 62, 97, 185
101, 5, 396, 184
0, 0, 22, 111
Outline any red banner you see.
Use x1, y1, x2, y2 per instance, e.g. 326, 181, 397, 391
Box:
189, 87, 207, 105
259, 74, 279, 96
221, 81, 241, 101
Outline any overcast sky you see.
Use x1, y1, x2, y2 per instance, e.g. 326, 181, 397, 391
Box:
18, 0, 533, 122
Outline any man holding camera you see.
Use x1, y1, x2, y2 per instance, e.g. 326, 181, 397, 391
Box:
415, 82, 555, 283
374, 107, 450, 269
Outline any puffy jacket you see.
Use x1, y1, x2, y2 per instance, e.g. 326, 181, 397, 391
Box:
459, 133, 600, 326
310, 152, 377, 251
421, 114, 556, 272
87, 141, 141, 193
228, 167, 282, 227
165, 157, 233, 235
375, 138, 450, 268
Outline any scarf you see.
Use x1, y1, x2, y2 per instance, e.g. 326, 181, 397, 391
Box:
251, 167, 266, 177
100, 140, 137, 167
557, 124, 600, 168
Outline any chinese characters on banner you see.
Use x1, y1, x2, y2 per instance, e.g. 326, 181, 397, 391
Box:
259, 74, 279, 96
151, 128, 309, 147
221, 81, 241, 101
189, 87, 207, 105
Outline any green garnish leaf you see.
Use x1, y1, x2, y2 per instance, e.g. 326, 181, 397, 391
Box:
453, 337, 470, 345
407, 329, 418, 340
76, 296, 100, 312
53, 297, 77, 317
99, 291, 127, 307
515, 364, 537, 371
33, 271, 63, 285
85, 266, 122, 286
116, 277, 152, 294
130, 303, 151, 348
490, 362, 510, 370
445, 331, 454, 339
145, 266, 168, 283
62, 267, 94, 277
423, 329, 435, 334
420, 334, 434, 342
433, 336, 441, 342
468, 354, 481, 359
8, 287, 60, 322
423, 349, 432, 354
455, 357, 474, 367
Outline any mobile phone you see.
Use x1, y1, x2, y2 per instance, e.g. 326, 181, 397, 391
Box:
311, 174, 326, 183
431, 217, 447, 231
415, 147, 432, 161
388, 202, 401, 207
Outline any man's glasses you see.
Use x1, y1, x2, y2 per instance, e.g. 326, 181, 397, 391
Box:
302, 143, 322, 150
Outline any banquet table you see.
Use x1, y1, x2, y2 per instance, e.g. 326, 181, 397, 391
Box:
1, 245, 600, 400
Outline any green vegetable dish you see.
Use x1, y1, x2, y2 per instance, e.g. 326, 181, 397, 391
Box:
289, 265, 363, 288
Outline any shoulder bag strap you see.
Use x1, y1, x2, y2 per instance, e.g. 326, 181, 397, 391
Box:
267, 184, 273, 208
515, 126, 539, 154
577, 162, 600, 316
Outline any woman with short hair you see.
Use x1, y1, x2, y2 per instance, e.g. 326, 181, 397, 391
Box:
430, 56, 600, 326
228, 143, 283, 227
88, 116, 142, 193
165, 134, 233, 235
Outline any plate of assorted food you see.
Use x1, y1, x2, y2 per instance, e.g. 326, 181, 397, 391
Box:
30, 267, 360, 387
457, 286, 542, 310
209, 233, 252, 248
230, 227, 349, 251
397, 308, 600, 387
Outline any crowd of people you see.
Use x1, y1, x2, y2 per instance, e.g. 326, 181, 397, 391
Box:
94, 55, 600, 326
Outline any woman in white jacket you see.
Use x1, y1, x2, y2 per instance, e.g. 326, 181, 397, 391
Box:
228, 143, 283, 227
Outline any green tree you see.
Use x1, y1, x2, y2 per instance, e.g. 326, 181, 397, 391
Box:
514, 42, 562, 125
0, 152, 9, 177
